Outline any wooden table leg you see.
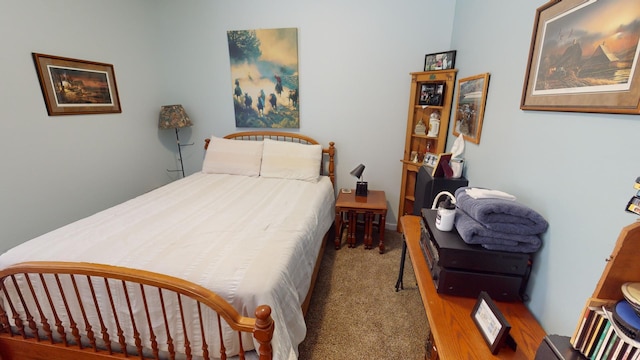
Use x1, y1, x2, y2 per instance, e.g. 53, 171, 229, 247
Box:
365, 212, 373, 249
334, 208, 342, 249
348, 210, 356, 248
378, 212, 386, 254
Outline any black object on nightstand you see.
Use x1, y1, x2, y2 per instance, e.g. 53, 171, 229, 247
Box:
412, 165, 468, 215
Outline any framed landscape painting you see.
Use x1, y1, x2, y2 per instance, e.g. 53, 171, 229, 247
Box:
521, 0, 640, 114
33, 53, 121, 116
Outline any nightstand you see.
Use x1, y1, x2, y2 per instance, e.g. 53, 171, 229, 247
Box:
334, 190, 387, 253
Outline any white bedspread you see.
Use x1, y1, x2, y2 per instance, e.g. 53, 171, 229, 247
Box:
0, 172, 336, 359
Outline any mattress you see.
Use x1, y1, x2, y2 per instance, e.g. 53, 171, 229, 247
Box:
0, 172, 336, 359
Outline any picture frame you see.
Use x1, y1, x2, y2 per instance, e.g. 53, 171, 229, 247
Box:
431, 152, 452, 178
453, 73, 490, 144
423, 152, 438, 168
417, 83, 445, 106
520, 0, 640, 114
424, 50, 456, 71
32, 53, 121, 116
471, 291, 516, 355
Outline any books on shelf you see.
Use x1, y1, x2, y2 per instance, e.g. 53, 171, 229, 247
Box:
571, 305, 640, 360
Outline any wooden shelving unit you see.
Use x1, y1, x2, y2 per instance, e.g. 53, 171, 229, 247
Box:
570, 220, 640, 344
398, 70, 457, 231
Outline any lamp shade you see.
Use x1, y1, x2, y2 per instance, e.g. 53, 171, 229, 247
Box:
159, 104, 193, 129
350, 164, 365, 180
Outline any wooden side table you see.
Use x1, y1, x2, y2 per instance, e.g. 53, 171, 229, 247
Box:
335, 190, 387, 253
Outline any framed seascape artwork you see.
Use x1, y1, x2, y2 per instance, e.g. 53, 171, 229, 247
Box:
453, 73, 491, 145
32, 53, 121, 116
227, 27, 300, 128
521, 0, 640, 114
424, 50, 456, 71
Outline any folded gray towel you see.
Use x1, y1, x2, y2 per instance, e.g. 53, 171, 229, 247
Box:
454, 210, 542, 253
455, 187, 548, 235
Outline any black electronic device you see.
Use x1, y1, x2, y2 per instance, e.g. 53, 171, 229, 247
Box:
413, 166, 468, 215
421, 209, 531, 276
420, 209, 532, 301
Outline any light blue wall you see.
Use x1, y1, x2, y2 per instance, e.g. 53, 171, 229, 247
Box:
2, 0, 637, 341
450, 0, 639, 336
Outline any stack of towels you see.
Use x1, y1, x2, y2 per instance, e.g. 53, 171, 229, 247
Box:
454, 187, 548, 253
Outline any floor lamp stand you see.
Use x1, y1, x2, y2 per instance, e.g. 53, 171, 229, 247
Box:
167, 128, 193, 177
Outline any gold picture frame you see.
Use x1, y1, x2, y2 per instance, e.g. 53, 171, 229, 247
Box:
33, 53, 121, 116
453, 73, 490, 145
520, 0, 640, 114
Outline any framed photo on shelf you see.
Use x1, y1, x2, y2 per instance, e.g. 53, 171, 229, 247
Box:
471, 291, 515, 355
423, 152, 438, 168
520, 0, 640, 114
32, 53, 121, 116
418, 83, 445, 106
453, 73, 490, 145
424, 50, 456, 71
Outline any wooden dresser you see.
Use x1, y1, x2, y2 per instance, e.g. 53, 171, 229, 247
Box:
400, 215, 546, 359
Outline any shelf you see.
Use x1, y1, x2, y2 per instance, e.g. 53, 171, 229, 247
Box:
397, 70, 457, 232
411, 134, 438, 140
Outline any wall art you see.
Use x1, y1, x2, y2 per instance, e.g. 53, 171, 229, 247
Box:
32, 53, 121, 116
227, 28, 300, 128
521, 0, 640, 114
453, 73, 491, 144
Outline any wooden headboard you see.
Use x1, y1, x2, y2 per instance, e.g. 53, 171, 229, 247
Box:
204, 131, 336, 187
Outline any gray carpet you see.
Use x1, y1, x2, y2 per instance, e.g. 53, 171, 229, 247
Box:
298, 229, 429, 359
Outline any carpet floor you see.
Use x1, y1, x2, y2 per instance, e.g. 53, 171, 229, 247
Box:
298, 229, 429, 359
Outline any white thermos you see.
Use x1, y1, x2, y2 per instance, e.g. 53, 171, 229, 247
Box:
435, 197, 456, 231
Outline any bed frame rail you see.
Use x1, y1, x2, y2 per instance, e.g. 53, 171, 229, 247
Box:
0, 261, 274, 360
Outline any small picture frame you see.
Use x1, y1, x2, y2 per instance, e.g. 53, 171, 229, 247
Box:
418, 83, 445, 106
431, 152, 453, 178
423, 152, 438, 168
471, 291, 516, 355
424, 50, 456, 71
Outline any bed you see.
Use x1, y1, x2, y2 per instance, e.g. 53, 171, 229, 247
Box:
0, 131, 336, 360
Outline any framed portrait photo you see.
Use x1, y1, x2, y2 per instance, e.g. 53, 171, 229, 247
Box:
32, 53, 121, 116
471, 291, 514, 355
520, 0, 640, 114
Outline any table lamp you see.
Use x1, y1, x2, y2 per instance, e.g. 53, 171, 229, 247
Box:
350, 164, 368, 197
159, 104, 193, 177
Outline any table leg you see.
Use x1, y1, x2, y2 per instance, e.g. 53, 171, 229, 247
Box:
378, 212, 386, 254
334, 208, 343, 250
347, 210, 356, 248
364, 212, 372, 249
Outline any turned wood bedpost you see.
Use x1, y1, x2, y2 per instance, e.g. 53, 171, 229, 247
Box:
327, 142, 335, 187
253, 305, 274, 360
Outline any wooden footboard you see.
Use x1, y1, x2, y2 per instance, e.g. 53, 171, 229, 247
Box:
0, 262, 274, 360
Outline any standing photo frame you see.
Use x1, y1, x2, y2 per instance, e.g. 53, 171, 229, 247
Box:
431, 152, 452, 178
32, 53, 121, 116
453, 73, 490, 144
424, 50, 456, 71
520, 0, 640, 114
471, 291, 517, 355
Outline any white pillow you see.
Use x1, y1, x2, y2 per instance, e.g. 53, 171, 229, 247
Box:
260, 138, 322, 182
202, 136, 263, 177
